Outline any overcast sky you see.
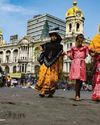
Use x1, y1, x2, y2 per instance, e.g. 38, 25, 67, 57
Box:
0, 0, 99, 42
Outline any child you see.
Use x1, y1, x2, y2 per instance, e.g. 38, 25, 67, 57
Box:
67, 34, 89, 101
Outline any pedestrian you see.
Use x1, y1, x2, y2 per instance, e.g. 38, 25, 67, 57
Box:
6, 74, 11, 87
89, 26, 100, 101
35, 28, 63, 97
67, 34, 89, 101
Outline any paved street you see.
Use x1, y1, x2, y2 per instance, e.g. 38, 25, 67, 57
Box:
0, 88, 100, 125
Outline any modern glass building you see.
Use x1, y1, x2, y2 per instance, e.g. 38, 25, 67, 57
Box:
27, 13, 66, 40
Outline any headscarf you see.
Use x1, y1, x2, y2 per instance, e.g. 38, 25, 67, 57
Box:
89, 34, 100, 53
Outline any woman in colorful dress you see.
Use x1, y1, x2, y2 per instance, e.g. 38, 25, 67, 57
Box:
89, 29, 100, 101
67, 34, 89, 101
35, 29, 63, 97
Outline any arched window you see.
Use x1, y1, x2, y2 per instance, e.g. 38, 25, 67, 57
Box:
76, 23, 80, 31
6, 50, 11, 63
0, 66, 3, 73
5, 66, 9, 73
69, 23, 72, 32
13, 66, 16, 73
13, 49, 18, 62
22, 64, 24, 72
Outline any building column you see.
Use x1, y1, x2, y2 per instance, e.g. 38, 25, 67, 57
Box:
23, 64, 25, 72
10, 65, 13, 73
18, 47, 20, 60
10, 50, 13, 63
29, 45, 33, 61
20, 64, 22, 72
68, 62, 70, 73
3, 50, 6, 63
63, 62, 67, 72
16, 64, 19, 72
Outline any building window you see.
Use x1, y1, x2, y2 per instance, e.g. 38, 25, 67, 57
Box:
76, 23, 80, 31
0, 58, 1, 63
20, 65, 21, 72
70, 43, 72, 48
22, 64, 24, 72
25, 64, 27, 73
14, 57, 17, 62
5, 66, 9, 73
69, 23, 72, 32
13, 66, 16, 73
6, 55, 9, 63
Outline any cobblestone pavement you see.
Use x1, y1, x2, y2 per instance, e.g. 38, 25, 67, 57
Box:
0, 88, 100, 125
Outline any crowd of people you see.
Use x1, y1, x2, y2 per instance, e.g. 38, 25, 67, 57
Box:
0, 73, 37, 88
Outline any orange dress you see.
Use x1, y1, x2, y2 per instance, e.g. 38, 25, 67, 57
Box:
92, 55, 100, 101
89, 34, 100, 100
35, 55, 63, 95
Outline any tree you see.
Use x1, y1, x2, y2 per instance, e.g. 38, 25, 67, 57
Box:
86, 63, 93, 85
41, 20, 49, 40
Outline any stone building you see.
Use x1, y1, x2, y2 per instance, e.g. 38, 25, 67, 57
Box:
0, 0, 90, 78
0, 31, 41, 76
27, 13, 66, 40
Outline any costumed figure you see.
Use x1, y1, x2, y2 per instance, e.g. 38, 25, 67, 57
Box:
35, 29, 63, 97
67, 34, 89, 101
89, 26, 100, 101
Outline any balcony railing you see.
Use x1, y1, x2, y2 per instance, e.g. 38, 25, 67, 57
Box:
18, 58, 29, 63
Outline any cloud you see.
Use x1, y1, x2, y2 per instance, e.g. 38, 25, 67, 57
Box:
0, 4, 37, 15
0, 0, 37, 42
0, 0, 9, 4
0, 1, 38, 15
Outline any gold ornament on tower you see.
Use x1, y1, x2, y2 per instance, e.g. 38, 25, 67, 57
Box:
66, 0, 84, 18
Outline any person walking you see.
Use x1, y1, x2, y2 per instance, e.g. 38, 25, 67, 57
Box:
89, 26, 100, 101
35, 29, 63, 97
67, 34, 89, 101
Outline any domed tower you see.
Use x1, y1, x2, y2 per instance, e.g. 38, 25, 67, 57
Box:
65, 0, 85, 36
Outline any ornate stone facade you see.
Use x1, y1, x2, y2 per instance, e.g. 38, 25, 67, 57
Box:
0, 33, 42, 76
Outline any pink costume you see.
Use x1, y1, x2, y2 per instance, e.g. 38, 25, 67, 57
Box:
67, 46, 89, 81
92, 55, 100, 100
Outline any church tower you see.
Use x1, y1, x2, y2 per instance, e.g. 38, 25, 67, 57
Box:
65, 0, 85, 36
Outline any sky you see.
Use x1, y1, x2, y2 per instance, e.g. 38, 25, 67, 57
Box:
0, 0, 100, 42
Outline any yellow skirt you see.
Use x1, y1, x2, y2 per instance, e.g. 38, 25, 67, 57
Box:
35, 56, 63, 94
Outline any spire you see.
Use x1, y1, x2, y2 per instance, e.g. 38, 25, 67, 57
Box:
73, 0, 77, 6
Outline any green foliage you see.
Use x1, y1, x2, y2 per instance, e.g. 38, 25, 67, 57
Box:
86, 63, 93, 85
41, 20, 49, 40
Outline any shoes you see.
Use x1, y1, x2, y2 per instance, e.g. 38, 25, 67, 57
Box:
48, 94, 53, 98
39, 93, 45, 97
75, 96, 80, 101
